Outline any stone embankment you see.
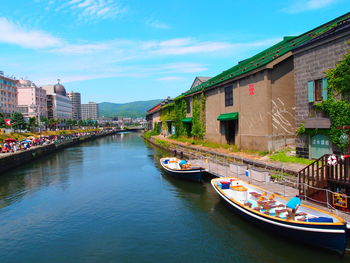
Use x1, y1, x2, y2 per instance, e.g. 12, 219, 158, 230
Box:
0, 130, 118, 174
144, 135, 304, 176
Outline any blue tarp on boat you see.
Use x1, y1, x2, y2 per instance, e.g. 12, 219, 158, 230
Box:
307, 217, 334, 223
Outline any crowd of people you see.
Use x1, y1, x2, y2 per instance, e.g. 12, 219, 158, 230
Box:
0, 131, 107, 154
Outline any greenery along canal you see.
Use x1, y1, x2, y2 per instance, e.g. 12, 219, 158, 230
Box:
0, 132, 348, 263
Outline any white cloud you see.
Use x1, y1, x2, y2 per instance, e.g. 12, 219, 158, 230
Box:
65, 0, 127, 20
145, 18, 171, 29
161, 63, 208, 74
157, 76, 184, 81
283, 0, 338, 13
52, 42, 112, 54
0, 17, 62, 49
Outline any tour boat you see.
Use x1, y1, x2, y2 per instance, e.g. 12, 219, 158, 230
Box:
160, 157, 205, 182
211, 177, 348, 255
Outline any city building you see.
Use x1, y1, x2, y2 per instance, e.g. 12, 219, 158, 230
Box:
67, 91, 81, 120
293, 17, 350, 159
16, 79, 47, 118
81, 102, 99, 120
0, 71, 17, 116
42, 80, 72, 119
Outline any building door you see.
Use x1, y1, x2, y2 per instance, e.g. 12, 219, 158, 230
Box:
311, 134, 331, 159
225, 120, 235, 144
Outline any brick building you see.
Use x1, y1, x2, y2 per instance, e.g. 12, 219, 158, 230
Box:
293, 17, 350, 159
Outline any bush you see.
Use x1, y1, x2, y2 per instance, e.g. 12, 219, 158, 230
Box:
143, 130, 159, 139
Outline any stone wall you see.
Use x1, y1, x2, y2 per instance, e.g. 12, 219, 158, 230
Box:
294, 31, 350, 157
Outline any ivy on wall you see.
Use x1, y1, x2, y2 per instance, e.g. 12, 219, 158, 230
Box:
158, 92, 206, 138
160, 103, 175, 132
311, 49, 350, 150
191, 92, 206, 139
174, 96, 187, 137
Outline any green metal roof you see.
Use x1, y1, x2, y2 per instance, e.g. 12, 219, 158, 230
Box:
217, 112, 238, 121
182, 12, 350, 96
182, 117, 193, 123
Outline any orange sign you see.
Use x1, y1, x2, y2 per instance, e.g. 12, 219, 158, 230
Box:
333, 193, 348, 208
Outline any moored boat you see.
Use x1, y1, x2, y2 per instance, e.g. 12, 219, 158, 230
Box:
211, 177, 348, 255
160, 157, 205, 182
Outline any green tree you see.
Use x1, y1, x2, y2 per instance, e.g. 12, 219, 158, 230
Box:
78, 120, 84, 127
72, 119, 77, 127
11, 112, 27, 131
0, 113, 5, 128
48, 118, 58, 130
66, 119, 73, 129
28, 117, 37, 131
40, 117, 48, 130
315, 50, 350, 151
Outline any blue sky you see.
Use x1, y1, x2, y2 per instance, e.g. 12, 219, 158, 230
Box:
0, 0, 348, 103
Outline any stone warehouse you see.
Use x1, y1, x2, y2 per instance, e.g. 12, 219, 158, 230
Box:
294, 18, 350, 159
147, 12, 350, 154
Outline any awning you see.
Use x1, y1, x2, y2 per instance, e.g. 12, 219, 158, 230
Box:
217, 112, 238, 121
182, 117, 193, 123
304, 117, 331, 129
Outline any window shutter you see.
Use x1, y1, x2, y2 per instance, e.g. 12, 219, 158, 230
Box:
322, 78, 328, 101
307, 81, 314, 102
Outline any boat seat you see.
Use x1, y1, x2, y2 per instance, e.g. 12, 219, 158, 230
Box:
244, 202, 253, 208
271, 204, 285, 209
275, 209, 287, 217
253, 207, 260, 211
268, 194, 275, 200
295, 212, 307, 217
249, 192, 261, 198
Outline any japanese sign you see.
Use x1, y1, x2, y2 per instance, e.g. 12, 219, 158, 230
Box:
248, 84, 255, 95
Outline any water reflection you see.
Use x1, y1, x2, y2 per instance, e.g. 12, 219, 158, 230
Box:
0, 147, 85, 208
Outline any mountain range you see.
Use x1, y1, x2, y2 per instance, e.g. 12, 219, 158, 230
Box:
98, 99, 162, 118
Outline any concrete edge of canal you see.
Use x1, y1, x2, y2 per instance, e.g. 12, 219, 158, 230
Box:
142, 134, 299, 176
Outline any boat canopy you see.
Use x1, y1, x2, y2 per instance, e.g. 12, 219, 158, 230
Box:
217, 112, 238, 121
182, 117, 193, 123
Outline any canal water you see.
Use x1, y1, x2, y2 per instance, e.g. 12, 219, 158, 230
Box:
0, 132, 348, 263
